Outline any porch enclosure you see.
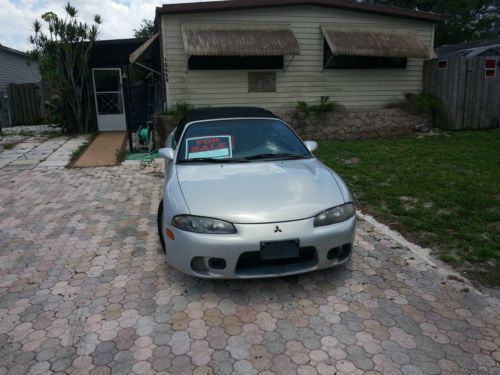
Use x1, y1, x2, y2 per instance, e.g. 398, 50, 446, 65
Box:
88, 37, 164, 138
423, 57, 500, 129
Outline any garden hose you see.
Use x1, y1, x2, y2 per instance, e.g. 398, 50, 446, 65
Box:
139, 127, 149, 145
139, 150, 158, 168
133, 122, 160, 167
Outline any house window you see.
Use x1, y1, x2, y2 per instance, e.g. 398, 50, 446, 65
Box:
323, 42, 407, 69
188, 56, 284, 70
248, 72, 276, 93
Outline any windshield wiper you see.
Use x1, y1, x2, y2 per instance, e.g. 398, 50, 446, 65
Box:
178, 158, 249, 164
243, 153, 309, 161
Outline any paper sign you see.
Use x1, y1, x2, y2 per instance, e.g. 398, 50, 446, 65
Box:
185, 135, 232, 159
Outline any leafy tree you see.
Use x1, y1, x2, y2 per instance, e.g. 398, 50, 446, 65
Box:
363, 0, 500, 46
134, 19, 154, 39
30, 3, 102, 133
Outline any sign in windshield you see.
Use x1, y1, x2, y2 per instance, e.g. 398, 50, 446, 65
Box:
185, 136, 233, 159
178, 119, 310, 163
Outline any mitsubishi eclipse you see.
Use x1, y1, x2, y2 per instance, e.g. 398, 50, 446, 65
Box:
157, 107, 356, 278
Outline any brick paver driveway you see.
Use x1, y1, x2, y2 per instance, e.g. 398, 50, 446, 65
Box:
0, 166, 499, 375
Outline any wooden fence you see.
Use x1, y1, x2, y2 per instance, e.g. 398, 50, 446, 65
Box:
8, 83, 42, 125
0, 92, 10, 129
423, 57, 500, 130
6, 82, 55, 126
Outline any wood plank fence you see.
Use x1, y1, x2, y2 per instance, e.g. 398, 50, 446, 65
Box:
0, 92, 10, 129
6, 82, 55, 126
8, 83, 42, 125
423, 57, 500, 130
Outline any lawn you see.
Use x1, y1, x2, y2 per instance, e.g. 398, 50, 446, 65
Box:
316, 130, 500, 286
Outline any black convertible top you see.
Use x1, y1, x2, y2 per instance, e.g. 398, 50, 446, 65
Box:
182, 107, 279, 124
174, 107, 280, 143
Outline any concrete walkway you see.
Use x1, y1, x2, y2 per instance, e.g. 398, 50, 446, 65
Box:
74, 132, 127, 168
0, 136, 88, 170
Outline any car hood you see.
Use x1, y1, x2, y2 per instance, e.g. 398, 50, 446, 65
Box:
175, 159, 345, 223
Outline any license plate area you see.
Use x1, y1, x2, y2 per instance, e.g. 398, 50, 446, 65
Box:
260, 239, 300, 261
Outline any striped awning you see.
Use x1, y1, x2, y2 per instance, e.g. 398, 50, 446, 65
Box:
321, 26, 430, 59
181, 25, 300, 56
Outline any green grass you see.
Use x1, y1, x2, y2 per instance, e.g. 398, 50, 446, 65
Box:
316, 130, 500, 286
2, 142, 18, 150
0, 130, 60, 138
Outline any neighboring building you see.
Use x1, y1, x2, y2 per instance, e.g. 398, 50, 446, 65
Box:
0, 44, 41, 128
435, 38, 500, 58
154, 0, 440, 111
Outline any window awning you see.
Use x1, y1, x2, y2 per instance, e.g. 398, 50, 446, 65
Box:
181, 25, 300, 56
129, 32, 159, 64
321, 26, 430, 59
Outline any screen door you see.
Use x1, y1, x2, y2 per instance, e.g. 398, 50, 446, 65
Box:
92, 68, 126, 131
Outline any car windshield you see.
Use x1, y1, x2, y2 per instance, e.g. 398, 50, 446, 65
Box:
176, 119, 311, 163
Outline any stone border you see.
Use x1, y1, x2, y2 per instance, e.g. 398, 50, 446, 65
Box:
152, 108, 430, 147
357, 211, 500, 301
278, 108, 430, 141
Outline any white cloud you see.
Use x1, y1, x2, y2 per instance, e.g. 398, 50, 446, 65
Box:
0, 0, 215, 52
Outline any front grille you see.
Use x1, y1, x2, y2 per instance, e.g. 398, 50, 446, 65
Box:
236, 246, 317, 271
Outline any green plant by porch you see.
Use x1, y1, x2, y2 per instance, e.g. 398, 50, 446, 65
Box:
295, 96, 343, 116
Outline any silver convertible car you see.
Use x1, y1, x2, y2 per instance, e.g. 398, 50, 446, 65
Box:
157, 107, 356, 278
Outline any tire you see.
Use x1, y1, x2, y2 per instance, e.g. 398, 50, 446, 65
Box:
157, 200, 166, 254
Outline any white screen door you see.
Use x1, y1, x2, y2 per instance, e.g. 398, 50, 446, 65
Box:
92, 68, 126, 131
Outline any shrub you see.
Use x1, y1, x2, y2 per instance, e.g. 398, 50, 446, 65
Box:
386, 92, 448, 127
44, 94, 63, 125
296, 96, 343, 116
160, 102, 196, 117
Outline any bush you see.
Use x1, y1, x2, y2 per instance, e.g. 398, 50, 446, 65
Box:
44, 94, 62, 124
160, 102, 195, 117
386, 92, 448, 127
296, 96, 343, 116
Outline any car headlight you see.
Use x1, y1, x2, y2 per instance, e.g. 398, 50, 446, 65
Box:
314, 203, 356, 227
172, 215, 236, 234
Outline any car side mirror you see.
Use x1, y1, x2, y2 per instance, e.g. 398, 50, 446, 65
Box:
304, 141, 318, 152
158, 148, 175, 160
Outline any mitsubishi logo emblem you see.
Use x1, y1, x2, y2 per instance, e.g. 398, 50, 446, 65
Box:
274, 225, 282, 233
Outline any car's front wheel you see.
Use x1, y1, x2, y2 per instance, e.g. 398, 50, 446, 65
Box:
157, 200, 166, 254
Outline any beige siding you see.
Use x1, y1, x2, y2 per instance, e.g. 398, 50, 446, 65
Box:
161, 6, 435, 109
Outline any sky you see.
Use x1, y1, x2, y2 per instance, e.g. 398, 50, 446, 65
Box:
0, 0, 213, 52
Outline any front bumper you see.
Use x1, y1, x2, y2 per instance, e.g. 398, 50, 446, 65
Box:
162, 216, 357, 279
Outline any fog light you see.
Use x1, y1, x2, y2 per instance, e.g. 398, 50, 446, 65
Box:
340, 244, 352, 259
208, 258, 227, 270
327, 244, 352, 261
327, 247, 341, 260
191, 257, 208, 273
